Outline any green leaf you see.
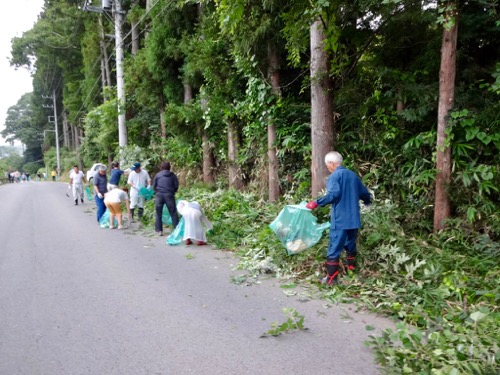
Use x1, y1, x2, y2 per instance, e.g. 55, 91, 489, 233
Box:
365, 325, 376, 331
280, 283, 297, 289
465, 127, 479, 141
469, 311, 488, 322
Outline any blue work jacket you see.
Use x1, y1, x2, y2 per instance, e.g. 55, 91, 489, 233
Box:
316, 166, 371, 230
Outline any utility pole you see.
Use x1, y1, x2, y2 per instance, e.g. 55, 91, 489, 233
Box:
52, 90, 61, 177
114, 0, 127, 147
42, 91, 61, 179
83, 0, 127, 148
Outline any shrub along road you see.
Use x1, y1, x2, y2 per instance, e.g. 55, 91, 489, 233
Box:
0, 182, 394, 375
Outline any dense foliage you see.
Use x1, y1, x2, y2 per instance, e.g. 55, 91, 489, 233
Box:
1, 0, 499, 372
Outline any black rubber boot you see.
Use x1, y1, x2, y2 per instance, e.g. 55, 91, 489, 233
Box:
130, 208, 135, 220
138, 208, 144, 219
74, 199, 78, 205
346, 254, 356, 271
321, 258, 340, 285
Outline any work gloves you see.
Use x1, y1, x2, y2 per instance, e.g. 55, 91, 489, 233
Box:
306, 201, 318, 210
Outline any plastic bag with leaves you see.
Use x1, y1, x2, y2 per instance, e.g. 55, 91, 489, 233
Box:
269, 202, 330, 255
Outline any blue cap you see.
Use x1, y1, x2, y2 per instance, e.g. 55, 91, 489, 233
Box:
131, 162, 141, 170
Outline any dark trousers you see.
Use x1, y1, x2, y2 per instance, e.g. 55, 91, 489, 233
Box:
327, 228, 358, 260
155, 193, 179, 232
95, 195, 106, 223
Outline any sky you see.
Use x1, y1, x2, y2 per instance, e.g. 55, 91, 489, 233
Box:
0, 0, 45, 145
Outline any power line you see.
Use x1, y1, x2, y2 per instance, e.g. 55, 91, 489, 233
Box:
69, 0, 169, 125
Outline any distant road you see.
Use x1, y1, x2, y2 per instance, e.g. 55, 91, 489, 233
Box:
0, 181, 393, 375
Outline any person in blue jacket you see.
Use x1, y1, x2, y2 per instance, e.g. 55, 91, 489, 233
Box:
108, 161, 124, 190
306, 151, 372, 285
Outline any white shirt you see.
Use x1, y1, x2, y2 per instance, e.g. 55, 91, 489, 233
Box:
104, 189, 128, 203
70, 170, 85, 184
127, 169, 151, 196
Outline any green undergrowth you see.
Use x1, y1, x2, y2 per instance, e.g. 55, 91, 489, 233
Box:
143, 185, 498, 374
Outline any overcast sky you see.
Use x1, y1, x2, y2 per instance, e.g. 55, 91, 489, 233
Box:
0, 0, 45, 145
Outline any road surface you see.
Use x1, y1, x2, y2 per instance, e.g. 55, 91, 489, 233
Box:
0, 181, 393, 375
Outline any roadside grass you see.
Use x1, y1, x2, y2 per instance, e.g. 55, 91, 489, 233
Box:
141, 185, 499, 374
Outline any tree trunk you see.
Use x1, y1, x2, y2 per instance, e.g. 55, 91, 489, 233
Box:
184, 83, 193, 104
434, 8, 458, 232
62, 111, 69, 148
131, 25, 139, 55
100, 57, 107, 101
267, 42, 281, 202
131, 0, 140, 57
130, 0, 140, 55
310, 19, 334, 196
227, 119, 243, 190
200, 98, 216, 185
196, 5, 215, 185
71, 125, 78, 149
159, 92, 166, 138
202, 131, 216, 185
396, 87, 404, 113
99, 16, 112, 88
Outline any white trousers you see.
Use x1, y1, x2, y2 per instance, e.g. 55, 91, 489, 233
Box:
72, 183, 83, 200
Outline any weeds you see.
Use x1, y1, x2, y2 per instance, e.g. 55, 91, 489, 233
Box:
142, 185, 499, 373
261, 308, 307, 337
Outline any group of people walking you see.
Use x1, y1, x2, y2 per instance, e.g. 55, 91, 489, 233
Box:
5, 171, 30, 183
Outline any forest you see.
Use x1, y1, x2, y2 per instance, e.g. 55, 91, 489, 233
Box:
1, 0, 499, 373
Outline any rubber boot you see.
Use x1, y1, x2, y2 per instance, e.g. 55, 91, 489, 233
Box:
138, 208, 144, 219
346, 254, 356, 271
74, 199, 78, 206
130, 209, 135, 220
321, 259, 340, 285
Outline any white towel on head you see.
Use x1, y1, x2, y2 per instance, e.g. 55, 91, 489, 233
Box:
177, 200, 213, 242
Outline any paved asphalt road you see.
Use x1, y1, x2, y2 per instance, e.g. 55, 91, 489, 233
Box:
0, 181, 394, 375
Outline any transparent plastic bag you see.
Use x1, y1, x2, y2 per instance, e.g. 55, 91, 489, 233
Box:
166, 217, 185, 246
139, 187, 154, 201
162, 199, 181, 226
162, 205, 173, 226
269, 202, 330, 255
85, 186, 93, 201
99, 209, 118, 228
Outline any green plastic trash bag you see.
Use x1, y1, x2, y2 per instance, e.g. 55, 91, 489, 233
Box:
99, 209, 118, 228
166, 217, 185, 246
139, 187, 154, 201
162, 205, 173, 226
85, 186, 93, 201
269, 202, 330, 255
